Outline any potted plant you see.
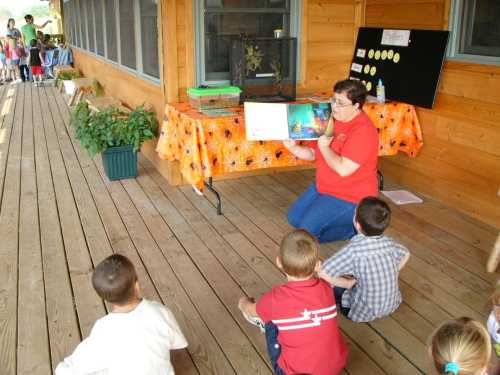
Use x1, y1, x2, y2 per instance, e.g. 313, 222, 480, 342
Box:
71, 102, 158, 181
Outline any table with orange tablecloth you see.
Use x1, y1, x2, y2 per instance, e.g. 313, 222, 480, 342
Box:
156, 101, 423, 211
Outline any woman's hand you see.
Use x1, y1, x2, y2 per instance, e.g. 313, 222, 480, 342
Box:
317, 135, 333, 150
283, 139, 296, 150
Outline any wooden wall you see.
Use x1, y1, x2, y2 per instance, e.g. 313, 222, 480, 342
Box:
365, 0, 500, 228
298, 0, 364, 94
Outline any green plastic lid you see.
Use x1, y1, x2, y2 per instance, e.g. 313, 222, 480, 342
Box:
187, 86, 242, 96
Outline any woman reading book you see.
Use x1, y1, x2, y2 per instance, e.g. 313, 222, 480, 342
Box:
283, 79, 379, 242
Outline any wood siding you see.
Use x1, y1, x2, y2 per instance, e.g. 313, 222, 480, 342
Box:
366, 0, 500, 228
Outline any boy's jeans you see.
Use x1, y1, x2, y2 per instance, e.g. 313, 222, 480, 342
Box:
333, 287, 351, 317
265, 322, 286, 375
287, 183, 356, 243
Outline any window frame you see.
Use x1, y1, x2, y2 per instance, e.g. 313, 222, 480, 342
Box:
447, 0, 500, 66
194, 0, 302, 86
62, 0, 161, 85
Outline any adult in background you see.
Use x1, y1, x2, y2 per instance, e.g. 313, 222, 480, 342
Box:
6, 19, 22, 82
21, 14, 51, 82
21, 14, 51, 47
284, 79, 379, 243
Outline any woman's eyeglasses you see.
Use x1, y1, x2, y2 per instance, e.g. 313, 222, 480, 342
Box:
330, 98, 353, 108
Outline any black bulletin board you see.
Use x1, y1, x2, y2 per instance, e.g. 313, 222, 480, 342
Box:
349, 27, 449, 109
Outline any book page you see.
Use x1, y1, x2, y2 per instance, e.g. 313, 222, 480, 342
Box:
287, 103, 332, 140
244, 102, 290, 141
381, 190, 423, 205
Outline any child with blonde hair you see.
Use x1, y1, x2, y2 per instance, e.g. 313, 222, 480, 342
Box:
429, 317, 491, 375
487, 283, 500, 374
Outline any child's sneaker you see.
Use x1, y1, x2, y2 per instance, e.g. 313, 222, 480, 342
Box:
242, 312, 265, 333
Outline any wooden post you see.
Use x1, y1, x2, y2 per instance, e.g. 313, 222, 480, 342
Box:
487, 232, 500, 273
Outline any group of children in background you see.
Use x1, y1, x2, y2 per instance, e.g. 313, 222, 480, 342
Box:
0, 36, 45, 85
0, 39, 43, 84
55, 195, 500, 375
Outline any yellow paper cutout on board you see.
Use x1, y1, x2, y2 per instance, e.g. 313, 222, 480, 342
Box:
387, 49, 394, 59
366, 81, 372, 91
368, 49, 375, 59
381, 50, 388, 60
364, 64, 370, 74
370, 66, 377, 76
375, 50, 381, 60
393, 52, 400, 63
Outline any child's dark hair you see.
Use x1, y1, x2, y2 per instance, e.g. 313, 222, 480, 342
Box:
30, 39, 37, 47
333, 79, 368, 108
355, 197, 391, 236
280, 229, 319, 278
92, 254, 138, 305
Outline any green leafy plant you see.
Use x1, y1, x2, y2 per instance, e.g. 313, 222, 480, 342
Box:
244, 43, 263, 76
92, 79, 104, 97
71, 102, 158, 156
57, 70, 81, 82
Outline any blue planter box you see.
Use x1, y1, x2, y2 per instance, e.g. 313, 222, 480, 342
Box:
101, 145, 137, 181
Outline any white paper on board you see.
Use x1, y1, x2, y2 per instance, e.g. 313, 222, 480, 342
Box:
356, 48, 366, 58
351, 62, 363, 73
244, 102, 290, 141
381, 29, 411, 46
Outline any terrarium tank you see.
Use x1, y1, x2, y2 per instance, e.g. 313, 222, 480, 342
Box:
230, 37, 297, 102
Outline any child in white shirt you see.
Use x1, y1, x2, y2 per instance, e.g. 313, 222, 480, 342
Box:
56, 254, 188, 375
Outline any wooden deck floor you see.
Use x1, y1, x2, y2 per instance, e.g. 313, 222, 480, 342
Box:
1, 82, 499, 375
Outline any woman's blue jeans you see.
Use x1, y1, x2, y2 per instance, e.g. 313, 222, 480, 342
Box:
287, 183, 357, 243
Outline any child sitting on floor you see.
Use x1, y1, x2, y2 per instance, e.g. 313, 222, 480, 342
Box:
238, 229, 348, 375
319, 196, 410, 322
55, 254, 188, 375
429, 317, 491, 375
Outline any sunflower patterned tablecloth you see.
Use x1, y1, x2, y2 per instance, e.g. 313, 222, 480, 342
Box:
156, 101, 423, 189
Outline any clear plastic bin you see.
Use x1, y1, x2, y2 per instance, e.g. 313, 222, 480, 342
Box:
187, 86, 241, 110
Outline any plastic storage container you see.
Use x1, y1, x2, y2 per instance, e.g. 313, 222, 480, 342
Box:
187, 86, 242, 110
376, 79, 386, 103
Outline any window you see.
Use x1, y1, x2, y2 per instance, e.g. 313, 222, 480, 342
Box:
78, 0, 87, 50
63, 1, 70, 44
71, 0, 80, 47
119, 0, 137, 69
140, 0, 160, 78
448, 0, 500, 65
64, 0, 160, 80
93, 0, 105, 56
86, 0, 95, 53
104, 0, 118, 62
196, 0, 300, 84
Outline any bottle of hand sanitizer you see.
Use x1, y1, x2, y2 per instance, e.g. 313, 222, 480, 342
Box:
376, 79, 386, 103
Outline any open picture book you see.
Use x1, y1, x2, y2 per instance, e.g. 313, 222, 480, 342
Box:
244, 102, 332, 140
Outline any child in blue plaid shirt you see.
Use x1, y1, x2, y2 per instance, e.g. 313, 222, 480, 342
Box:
319, 196, 410, 322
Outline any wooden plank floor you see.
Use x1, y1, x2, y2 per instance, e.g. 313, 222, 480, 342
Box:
0, 82, 499, 375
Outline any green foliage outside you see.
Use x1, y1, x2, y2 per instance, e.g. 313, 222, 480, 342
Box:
71, 103, 158, 156
22, 4, 49, 19
57, 70, 82, 82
